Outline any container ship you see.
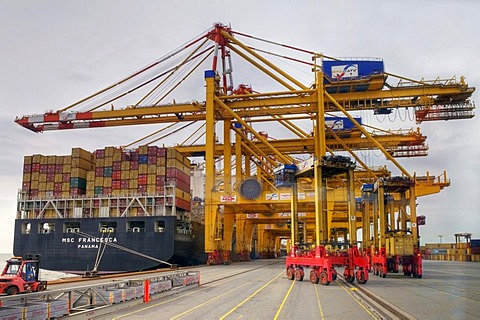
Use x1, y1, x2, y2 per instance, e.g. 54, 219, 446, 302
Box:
14, 146, 206, 274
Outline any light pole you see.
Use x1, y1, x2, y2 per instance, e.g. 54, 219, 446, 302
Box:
438, 235, 443, 244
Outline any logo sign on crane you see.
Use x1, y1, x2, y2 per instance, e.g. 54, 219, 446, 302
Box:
417, 215, 426, 226
220, 195, 237, 203
331, 64, 358, 80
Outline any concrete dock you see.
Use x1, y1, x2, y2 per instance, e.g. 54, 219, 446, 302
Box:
1, 258, 479, 319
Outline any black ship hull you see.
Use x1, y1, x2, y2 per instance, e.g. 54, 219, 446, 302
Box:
13, 216, 206, 274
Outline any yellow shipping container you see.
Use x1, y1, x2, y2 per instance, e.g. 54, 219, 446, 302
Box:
121, 171, 130, 180
54, 174, 63, 183
47, 155, 56, 165
104, 146, 117, 157
147, 185, 156, 194
39, 174, 47, 183
183, 157, 191, 167
31, 172, 39, 181
130, 180, 138, 189
31, 180, 39, 189
40, 156, 48, 165
147, 174, 156, 185
62, 191, 70, 198
96, 158, 105, 167
32, 154, 43, 164
103, 177, 112, 187
167, 148, 184, 161
72, 147, 94, 161
71, 167, 88, 178
387, 235, 414, 256
39, 182, 47, 191
87, 171, 96, 181
104, 157, 113, 167
138, 145, 148, 154
86, 189, 94, 197
95, 177, 104, 186
156, 157, 166, 166
167, 158, 183, 169
129, 170, 138, 179
139, 164, 148, 174
46, 182, 54, 190
24, 155, 33, 165
148, 165, 157, 174
175, 188, 191, 201
113, 152, 122, 162
23, 173, 31, 182
156, 167, 165, 176
121, 161, 130, 170
71, 157, 94, 170
62, 182, 70, 191
63, 164, 71, 173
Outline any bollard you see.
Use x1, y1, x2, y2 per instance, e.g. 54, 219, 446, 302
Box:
144, 279, 150, 304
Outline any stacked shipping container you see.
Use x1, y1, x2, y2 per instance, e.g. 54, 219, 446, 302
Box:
21, 146, 191, 211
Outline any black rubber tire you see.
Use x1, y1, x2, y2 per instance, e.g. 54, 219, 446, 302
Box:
6, 286, 19, 295
310, 270, 319, 284
320, 272, 330, 285
295, 269, 304, 281
286, 267, 295, 280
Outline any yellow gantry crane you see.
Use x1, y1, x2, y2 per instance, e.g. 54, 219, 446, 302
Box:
15, 23, 475, 265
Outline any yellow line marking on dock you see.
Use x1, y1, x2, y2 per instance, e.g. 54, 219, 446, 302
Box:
337, 280, 378, 319
219, 270, 284, 320
169, 280, 252, 320
313, 283, 326, 319
274, 279, 295, 319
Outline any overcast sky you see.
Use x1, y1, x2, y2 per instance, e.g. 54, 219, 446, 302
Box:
1, 0, 479, 254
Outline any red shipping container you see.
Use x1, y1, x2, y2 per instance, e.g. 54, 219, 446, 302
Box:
113, 161, 121, 170
32, 163, 41, 172
148, 146, 158, 156
138, 174, 147, 185
157, 148, 167, 157
47, 173, 55, 182
55, 164, 63, 173
148, 155, 157, 165
29, 189, 38, 197
54, 183, 63, 192
95, 149, 105, 159
156, 175, 165, 186
156, 185, 165, 193
112, 171, 122, 180
130, 161, 139, 170
23, 164, 32, 174
112, 180, 121, 189
54, 190, 62, 197
22, 182, 30, 191
63, 173, 71, 182
137, 185, 147, 193
70, 188, 86, 196
95, 167, 104, 177
47, 164, 56, 174
40, 165, 47, 174
175, 198, 191, 211
121, 180, 129, 189
103, 187, 112, 195
166, 168, 190, 183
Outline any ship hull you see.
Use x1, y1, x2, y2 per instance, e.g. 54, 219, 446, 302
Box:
13, 216, 206, 274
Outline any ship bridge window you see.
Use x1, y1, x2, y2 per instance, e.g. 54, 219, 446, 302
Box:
99, 222, 117, 234
21, 222, 32, 235
155, 221, 165, 233
127, 221, 145, 233
64, 222, 81, 233
38, 222, 55, 234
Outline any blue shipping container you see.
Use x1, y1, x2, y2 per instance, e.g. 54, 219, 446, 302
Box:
471, 239, 480, 248
323, 59, 384, 81
324, 117, 361, 131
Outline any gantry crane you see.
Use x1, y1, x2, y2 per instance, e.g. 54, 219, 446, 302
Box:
15, 24, 475, 280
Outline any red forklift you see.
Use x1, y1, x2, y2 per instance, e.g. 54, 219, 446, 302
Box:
0, 254, 47, 295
